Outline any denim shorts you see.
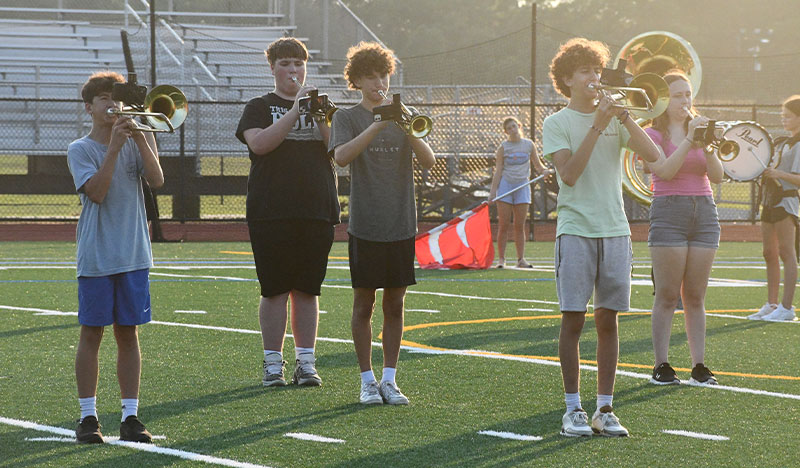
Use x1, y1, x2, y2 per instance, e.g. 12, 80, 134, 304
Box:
648, 195, 720, 249
496, 177, 531, 205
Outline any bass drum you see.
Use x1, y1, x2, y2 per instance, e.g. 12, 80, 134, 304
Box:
718, 121, 774, 182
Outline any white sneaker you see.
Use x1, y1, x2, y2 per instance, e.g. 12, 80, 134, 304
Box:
748, 303, 776, 320
379, 380, 409, 405
763, 304, 797, 321
591, 406, 629, 437
560, 409, 593, 437
359, 381, 383, 405
262, 355, 287, 387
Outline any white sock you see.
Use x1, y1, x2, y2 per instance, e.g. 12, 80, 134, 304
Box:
381, 367, 397, 384
79, 396, 97, 422
360, 370, 376, 385
565, 392, 581, 413
295, 347, 314, 360
121, 398, 138, 421
597, 394, 613, 410
264, 350, 282, 361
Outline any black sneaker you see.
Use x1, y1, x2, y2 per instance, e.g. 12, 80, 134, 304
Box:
119, 415, 153, 443
650, 362, 681, 385
689, 363, 718, 385
76, 416, 104, 444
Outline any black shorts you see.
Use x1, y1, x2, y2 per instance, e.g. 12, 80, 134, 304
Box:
248, 219, 334, 297
348, 234, 416, 289
761, 206, 797, 224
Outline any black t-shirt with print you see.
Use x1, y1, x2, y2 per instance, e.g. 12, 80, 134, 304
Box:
236, 93, 340, 223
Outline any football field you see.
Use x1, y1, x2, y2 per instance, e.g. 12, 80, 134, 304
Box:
1, 240, 799, 467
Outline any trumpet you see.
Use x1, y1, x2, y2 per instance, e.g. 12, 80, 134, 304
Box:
107, 85, 187, 133
374, 90, 433, 138
292, 77, 337, 126
589, 72, 669, 120
690, 120, 740, 161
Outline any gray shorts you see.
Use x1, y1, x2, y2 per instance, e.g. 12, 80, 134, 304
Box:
554, 235, 632, 312
648, 195, 720, 249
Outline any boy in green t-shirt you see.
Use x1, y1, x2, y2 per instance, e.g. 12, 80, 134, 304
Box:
542, 38, 660, 437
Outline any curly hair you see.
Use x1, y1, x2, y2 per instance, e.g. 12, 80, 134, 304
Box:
784, 95, 800, 117
265, 37, 308, 66
649, 70, 694, 143
343, 41, 396, 90
80, 71, 125, 103
548, 38, 610, 98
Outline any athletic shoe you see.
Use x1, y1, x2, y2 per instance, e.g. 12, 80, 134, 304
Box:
763, 304, 797, 322
688, 363, 718, 385
292, 354, 322, 386
495, 259, 506, 269
359, 381, 383, 405
650, 362, 681, 385
262, 355, 287, 387
591, 406, 629, 437
75, 416, 104, 444
379, 380, 410, 405
560, 409, 593, 437
119, 415, 153, 443
748, 303, 777, 320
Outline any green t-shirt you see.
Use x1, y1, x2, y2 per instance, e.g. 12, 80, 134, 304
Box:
542, 107, 631, 238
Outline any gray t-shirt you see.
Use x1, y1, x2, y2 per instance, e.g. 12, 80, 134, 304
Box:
67, 135, 153, 277
500, 138, 535, 184
774, 140, 800, 216
329, 104, 417, 242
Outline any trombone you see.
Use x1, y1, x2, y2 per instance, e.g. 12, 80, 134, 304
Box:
292, 77, 338, 126
106, 85, 188, 133
376, 90, 433, 138
589, 72, 669, 121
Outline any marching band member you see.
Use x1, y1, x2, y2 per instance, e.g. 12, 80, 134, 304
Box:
643, 70, 724, 386
236, 37, 340, 388
750, 95, 800, 322
543, 38, 660, 437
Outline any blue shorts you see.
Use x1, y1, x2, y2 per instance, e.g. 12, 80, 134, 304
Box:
497, 177, 531, 205
648, 195, 720, 249
77, 269, 152, 327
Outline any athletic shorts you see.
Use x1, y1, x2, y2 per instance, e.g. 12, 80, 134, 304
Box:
348, 234, 416, 289
761, 205, 797, 224
554, 235, 632, 312
77, 268, 151, 327
248, 219, 335, 297
496, 177, 531, 205
648, 195, 720, 249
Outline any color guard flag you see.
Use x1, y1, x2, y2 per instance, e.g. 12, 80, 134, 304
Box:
415, 202, 494, 269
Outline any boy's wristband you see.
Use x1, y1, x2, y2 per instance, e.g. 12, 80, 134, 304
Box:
590, 125, 603, 135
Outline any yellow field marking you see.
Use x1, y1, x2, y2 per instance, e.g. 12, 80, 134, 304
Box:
399, 312, 800, 382
219, 251, 349, 260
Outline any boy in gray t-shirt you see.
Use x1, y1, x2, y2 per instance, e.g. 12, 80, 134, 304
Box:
329, 42, 435, 406
66, 72, 163, 444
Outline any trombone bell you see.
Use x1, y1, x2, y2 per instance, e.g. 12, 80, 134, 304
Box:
107, 84, 188, 133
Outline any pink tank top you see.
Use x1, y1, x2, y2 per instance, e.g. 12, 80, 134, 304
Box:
646, 127, 713, 197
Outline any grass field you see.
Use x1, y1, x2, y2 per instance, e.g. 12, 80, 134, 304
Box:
1, 240, 799, 468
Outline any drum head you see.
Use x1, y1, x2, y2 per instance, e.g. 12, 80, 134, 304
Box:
720, 122, 774, 182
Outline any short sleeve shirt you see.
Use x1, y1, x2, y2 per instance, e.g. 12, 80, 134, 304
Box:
235, 92, 340, 224
328, 104, 417, 242
542, 107, 631, 238
773, 139, 800, 216
66, 136, 153, 277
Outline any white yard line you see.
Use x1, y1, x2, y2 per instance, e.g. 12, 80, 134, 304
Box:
175, 310, 207, 314
0, 416, 271, 468
477, 430, 543, 441
406, 308, 440, 313
284, 432, 345, 444
662, 429, 729, 441
4, 297, 800, 401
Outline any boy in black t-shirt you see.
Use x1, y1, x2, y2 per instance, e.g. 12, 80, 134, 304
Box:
235, 37, 340, 388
